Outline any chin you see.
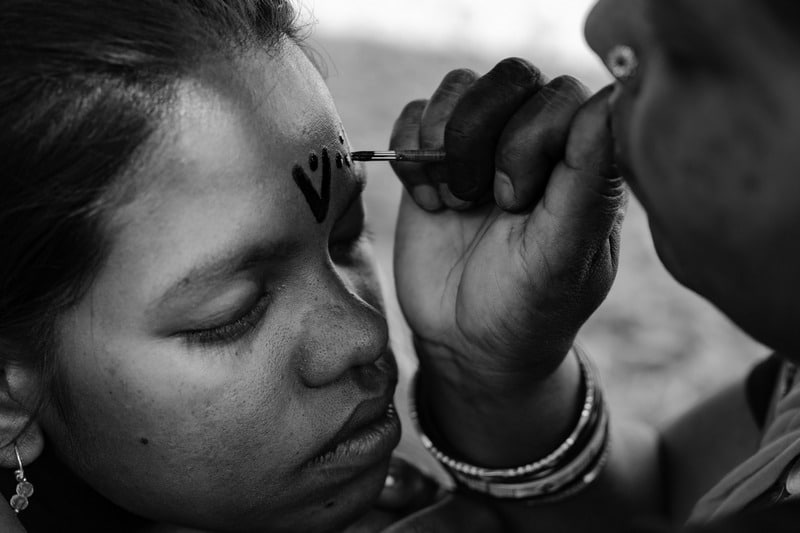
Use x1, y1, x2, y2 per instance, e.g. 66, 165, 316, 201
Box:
259, 455, 392, 533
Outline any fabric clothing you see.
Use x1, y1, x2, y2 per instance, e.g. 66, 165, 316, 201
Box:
744, 352, 782, 429
690, 354, 800, 523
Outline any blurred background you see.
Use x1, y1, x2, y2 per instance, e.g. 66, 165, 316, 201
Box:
298, 0, 765, 447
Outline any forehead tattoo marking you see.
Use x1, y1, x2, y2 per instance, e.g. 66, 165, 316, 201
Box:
293, 148, 332, 223
338, 129, 352, 167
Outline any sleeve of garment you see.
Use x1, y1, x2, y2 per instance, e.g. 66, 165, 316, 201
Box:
744, 352, 782, 430
684, 497, 800, 533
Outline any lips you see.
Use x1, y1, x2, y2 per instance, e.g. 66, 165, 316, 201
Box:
309, 390, 399, 466
307, 353, 400, 469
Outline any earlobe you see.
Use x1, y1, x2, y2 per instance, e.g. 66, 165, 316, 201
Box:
0, 363, 45, 470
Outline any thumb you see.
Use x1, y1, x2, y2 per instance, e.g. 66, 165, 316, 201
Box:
381, 493, 502, 533
526, 84, 627, 257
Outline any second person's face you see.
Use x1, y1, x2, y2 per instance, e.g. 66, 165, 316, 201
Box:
585, 0, 800, 352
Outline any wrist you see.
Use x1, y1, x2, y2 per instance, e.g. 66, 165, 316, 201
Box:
410, 345, 611, 501
416, 342, 584, 468
413, 334, 575, 395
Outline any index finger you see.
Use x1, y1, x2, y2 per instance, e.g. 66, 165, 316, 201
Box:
445, 58, 547, 201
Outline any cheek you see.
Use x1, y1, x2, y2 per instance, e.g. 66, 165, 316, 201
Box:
40, 320, 325, 525
628, 76, 765, 242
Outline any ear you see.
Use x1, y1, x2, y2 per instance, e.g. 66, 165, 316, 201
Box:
0, 362, 44, 470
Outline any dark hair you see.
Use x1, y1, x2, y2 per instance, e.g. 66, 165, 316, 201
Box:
0, 0, 301, 428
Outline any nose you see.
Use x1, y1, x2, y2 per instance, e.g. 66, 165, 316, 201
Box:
296, 265, 389, 389
584, 0, 651, 71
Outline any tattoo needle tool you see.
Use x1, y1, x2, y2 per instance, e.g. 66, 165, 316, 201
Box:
350, 150, 447, 163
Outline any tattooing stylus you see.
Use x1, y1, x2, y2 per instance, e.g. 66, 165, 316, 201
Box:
350, 150, 447, 163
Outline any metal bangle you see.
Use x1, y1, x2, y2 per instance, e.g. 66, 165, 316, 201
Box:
409, 345, 600, 481
450, 407, 610, 499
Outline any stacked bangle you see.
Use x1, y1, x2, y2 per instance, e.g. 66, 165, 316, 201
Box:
409, 344, 610, 502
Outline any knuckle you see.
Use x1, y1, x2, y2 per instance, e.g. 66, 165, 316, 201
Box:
400, 99, 428, 118
546, 75, 590, 104
441, 67, 479, 87
426, 70, 478, 118
443, 121, 471, 146
488, 57, 544, 87
495, 142, 529, 169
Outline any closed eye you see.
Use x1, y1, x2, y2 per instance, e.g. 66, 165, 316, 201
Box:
179, 290, 272, 347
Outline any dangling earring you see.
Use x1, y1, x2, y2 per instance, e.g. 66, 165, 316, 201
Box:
606, 45, 639, 82
9, 444, 33, 513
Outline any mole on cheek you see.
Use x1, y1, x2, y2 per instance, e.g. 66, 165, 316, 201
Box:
140, 437, 149, 445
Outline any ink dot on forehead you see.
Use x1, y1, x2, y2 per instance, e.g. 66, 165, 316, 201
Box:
140, 437, 149, 445
309, 152, 319, 172
335, 152, 343, 169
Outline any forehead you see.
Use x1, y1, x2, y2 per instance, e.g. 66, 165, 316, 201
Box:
97, 40, 356, 304
169, 42, 343, 192
113, 39, 351, 227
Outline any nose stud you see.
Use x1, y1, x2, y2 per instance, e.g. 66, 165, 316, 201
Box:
606, 45, 638, 82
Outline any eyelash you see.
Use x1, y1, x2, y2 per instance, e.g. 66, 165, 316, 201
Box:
179, 222, 371, 347
181, 291, 272, 347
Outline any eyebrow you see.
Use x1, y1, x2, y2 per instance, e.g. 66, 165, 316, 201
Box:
154, 164, 366, 310
153, 240, 299, 310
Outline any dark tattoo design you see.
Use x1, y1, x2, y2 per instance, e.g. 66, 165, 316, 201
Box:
293, 148, 332, 223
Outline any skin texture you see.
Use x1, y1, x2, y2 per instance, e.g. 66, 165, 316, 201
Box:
392, 61, 625, 467
586, 0, 800, 357
1, 0, 797, 530
387, 0, 800, 531
25, 41, 399, 533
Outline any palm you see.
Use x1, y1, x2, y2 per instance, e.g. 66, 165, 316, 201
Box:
394, 194, 495, 355
394, 190, 597, 369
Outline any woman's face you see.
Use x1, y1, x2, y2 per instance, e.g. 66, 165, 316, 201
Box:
585, 0, 800, 351
39, 41, 399, 532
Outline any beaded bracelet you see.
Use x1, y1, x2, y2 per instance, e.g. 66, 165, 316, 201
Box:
409, 344, 610, 500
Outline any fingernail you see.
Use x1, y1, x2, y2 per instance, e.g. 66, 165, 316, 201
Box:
495, 171, 515, 208
439, 183, 472, 210
413, 184, 442, 211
